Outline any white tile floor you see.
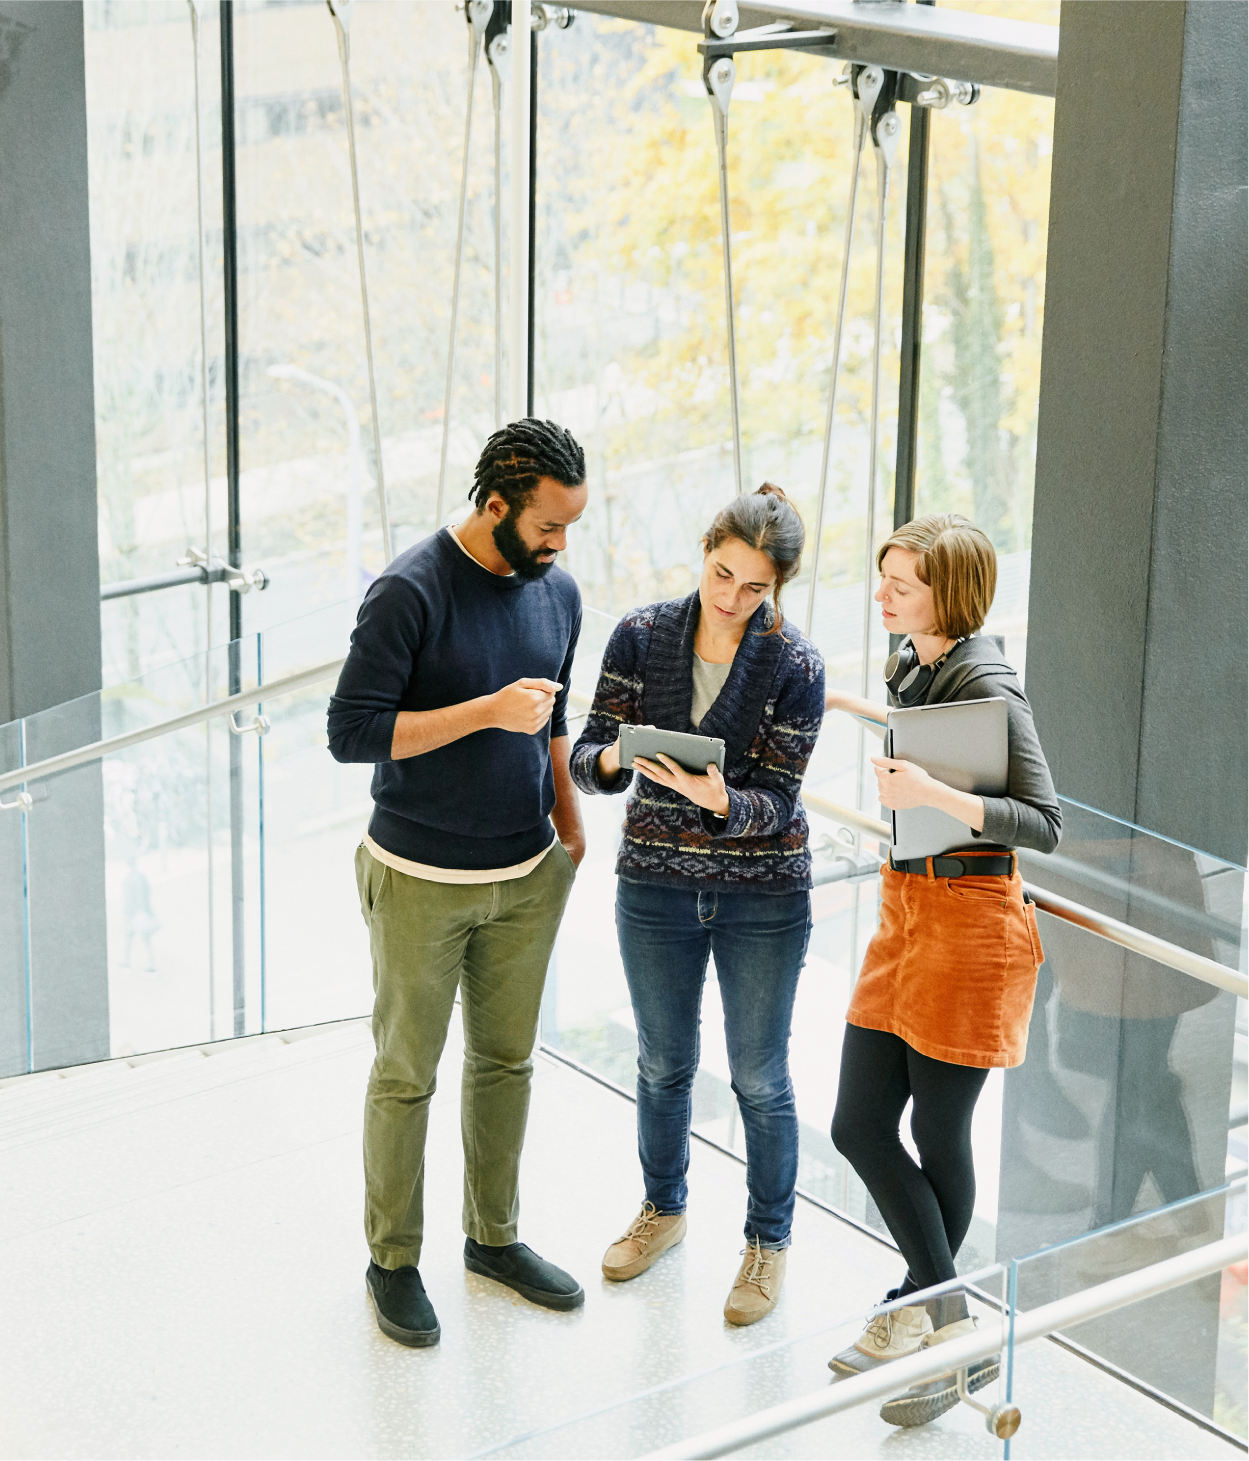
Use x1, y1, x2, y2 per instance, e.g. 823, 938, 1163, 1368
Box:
0, 1019, 1236, 1460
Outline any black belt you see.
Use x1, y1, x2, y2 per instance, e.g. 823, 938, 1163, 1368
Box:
890, 854, 1015, 879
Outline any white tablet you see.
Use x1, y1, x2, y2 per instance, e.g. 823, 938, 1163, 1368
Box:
619, 724, 726, 777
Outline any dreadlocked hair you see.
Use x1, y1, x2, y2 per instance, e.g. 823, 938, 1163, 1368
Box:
703, 482, 805, 636
470, 418, 587, 514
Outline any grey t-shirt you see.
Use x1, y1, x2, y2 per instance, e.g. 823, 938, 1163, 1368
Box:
691, 652, 733, 729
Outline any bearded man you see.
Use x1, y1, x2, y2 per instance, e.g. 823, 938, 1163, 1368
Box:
328, 419, 588, 1346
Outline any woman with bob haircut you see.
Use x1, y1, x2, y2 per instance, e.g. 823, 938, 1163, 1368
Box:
570, 483, 824, 1327
823, 513, 1059, 1429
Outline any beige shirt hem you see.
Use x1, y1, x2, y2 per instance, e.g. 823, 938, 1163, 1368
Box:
363, 830, 556, 885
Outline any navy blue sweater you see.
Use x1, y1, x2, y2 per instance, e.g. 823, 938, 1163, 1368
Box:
327, 528, 581, 870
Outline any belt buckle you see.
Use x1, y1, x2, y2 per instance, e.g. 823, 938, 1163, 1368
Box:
933, 856, 965, 879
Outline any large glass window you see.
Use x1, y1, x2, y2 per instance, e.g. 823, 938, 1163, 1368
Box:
83, 0, 1060, 1264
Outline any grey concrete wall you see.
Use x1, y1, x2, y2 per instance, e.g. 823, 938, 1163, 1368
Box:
1005, 1, 1246, 1415
0, 1, 109, 1071
1135, 0, 1248, 859
1026, 0, 1247, 866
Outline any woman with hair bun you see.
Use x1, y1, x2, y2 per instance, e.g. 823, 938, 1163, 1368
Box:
570, 483, 825, 1326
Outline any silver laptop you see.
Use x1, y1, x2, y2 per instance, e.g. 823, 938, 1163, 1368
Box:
885, 697, 1009, 861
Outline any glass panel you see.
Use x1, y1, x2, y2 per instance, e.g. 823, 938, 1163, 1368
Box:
480, 1269, 1008, 1460
0, 606, 375, 1070
915, 2, 1060, 687
999, 866, 1244, 1426
84, 1, 231, 686
1006, 1179, 1248, 1444
1022, 796, 1247, 973
256, 619, 373, 1033
0, 718, 32, 1076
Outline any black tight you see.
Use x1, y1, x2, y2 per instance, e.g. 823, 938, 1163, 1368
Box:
832, 1025, 989, 1319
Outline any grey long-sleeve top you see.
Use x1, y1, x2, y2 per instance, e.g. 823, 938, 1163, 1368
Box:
898, 635, 1061, 856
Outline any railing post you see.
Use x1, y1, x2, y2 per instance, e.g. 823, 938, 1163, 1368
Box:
219, 0, 246, 1038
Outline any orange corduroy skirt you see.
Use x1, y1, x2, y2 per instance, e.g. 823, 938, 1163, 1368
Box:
846, 855, 1045, 1069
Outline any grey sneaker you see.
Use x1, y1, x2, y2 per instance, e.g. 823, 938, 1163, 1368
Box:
878, 1317, 999, 1428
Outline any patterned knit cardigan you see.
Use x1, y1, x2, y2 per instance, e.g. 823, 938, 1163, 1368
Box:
569, 592, 826, 891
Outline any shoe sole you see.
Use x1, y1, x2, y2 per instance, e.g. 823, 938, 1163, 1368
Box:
366, 1283, 441, 1348
879, 1361, 1000, 1429
602, 1216, 688, 1282
724, 1299, 779, 1326
464, 1253, 586, 1311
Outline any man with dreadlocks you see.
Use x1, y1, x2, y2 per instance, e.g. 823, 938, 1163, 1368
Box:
328, 418, 589, 1347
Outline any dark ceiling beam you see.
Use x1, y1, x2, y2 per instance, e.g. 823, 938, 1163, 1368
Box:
567, 0, 1058, 96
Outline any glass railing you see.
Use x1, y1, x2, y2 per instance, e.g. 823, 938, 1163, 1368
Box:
1, 595, 1245, 1444
0, 601, 369, 1070
1005, 1177, 1248, 1448
467, 1178, 1246, 1457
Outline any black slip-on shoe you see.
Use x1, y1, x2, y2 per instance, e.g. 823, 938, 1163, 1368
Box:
366, 1261, 441, 1347
464, 1238, 585, 1311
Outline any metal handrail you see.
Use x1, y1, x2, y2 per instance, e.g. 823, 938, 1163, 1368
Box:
0, 658, 345, 797
802, 790, 1248, 1000
2, 676, 1243, 999
645, 1231, 1248, 1459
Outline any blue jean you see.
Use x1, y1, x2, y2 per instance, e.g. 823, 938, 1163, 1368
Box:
615, 879, 812, 1249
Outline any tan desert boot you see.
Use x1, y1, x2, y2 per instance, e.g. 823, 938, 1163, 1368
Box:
602, 1203, 687, 1282
828, 1302, 933, 1377
723, 1240, 786, 1325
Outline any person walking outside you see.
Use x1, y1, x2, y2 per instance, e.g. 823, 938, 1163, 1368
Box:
823, 513, 1060, 1427
570, 484, 825, 1327
328, 419, 589, 1348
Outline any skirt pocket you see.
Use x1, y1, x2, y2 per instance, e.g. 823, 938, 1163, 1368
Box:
1024, 900, 1044, 968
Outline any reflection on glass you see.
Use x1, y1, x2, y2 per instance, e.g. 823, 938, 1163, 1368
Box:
1006, 1180, 1248, 1439
0, 606, 373, 1070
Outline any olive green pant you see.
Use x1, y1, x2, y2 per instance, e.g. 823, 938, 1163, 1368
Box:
355, 840, 576, 1270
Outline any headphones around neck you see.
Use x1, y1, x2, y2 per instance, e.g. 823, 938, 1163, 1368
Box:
883, 636, 960, 706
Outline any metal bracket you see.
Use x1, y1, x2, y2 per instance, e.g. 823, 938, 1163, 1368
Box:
228, 712, 271, 738
702, 0, 739, 40
487, 30, 509, 74
855, 63, 885, 125
812, 829, 883, 886
913, 75, 981, 108
325, 0, 354, 62
699, 24, 837, 60
463, 0, 493, 34
0, 782, 47, 813
177, 547, 269, 596
704, 53, 735, 116
873, 106, 902, 166
955, 1369, 1021, 1439
531, 4, 574, 30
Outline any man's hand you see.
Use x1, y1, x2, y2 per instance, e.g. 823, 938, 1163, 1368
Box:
490, 678, 562, 735
633, 753, 731, 818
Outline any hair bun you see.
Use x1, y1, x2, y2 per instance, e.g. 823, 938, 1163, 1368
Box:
755, 480, 791, 508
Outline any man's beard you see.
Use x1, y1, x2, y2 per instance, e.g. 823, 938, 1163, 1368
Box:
493, 510, 555, 581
